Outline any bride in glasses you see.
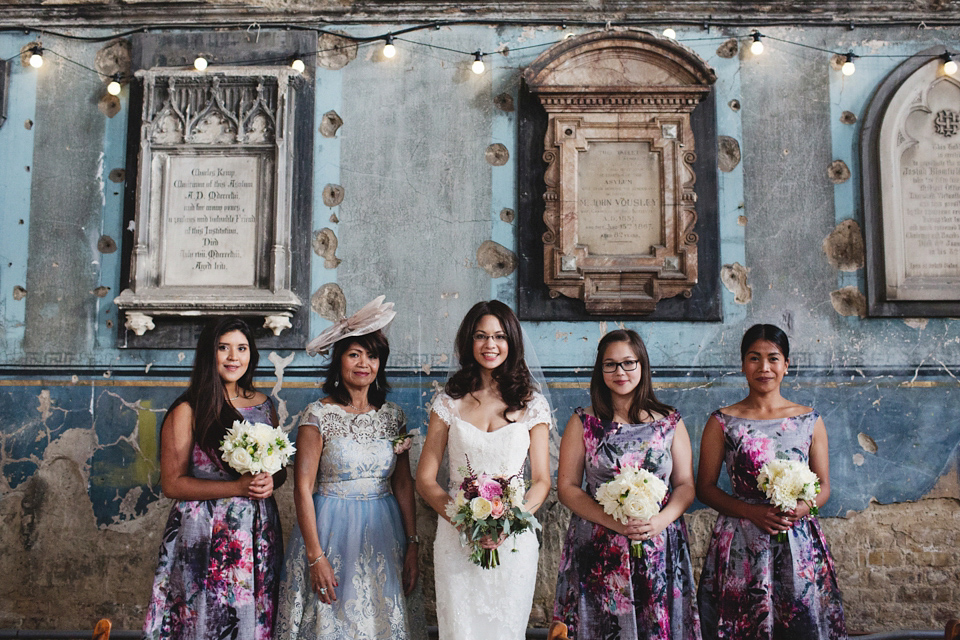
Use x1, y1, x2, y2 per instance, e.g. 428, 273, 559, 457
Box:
551, 329, 700, 640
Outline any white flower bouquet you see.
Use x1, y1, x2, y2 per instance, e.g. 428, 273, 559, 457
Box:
444, 463, 540, 569
756, 458, 821, 542
595, 463, 668, 557
219, 419, 296, 475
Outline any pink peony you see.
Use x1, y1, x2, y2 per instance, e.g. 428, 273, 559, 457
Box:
477, 474, 503, 500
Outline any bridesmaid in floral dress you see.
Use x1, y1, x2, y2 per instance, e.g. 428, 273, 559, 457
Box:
696, 324, 846, 639
553, 329, 700, 640
144, 317, 285, 640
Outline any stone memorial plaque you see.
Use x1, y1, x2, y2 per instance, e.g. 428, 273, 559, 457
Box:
577, 141, 661, 255
878, 60, 960, 302
162, 155, 259, 287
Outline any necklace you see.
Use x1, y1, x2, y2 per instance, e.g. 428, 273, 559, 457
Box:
348, 401, 370, 413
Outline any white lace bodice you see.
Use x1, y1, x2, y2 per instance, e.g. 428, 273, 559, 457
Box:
431, 391, 551, 492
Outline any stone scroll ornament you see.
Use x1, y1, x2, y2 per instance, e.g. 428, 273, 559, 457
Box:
523, 30, 715, 315
115, 67, 303, 335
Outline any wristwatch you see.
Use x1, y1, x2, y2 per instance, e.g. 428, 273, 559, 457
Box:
407, 535, 420, 544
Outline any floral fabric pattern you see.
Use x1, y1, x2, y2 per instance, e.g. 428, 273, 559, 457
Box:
553, 409, 701, 640
697, 411, 847, 640
143, 400, 283, 640
274, 401, 425, 640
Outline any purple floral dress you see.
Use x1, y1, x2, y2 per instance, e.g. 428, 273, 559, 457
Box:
553, 409, 701, 640
143, 400, 283, 640
697, 411, 847, 640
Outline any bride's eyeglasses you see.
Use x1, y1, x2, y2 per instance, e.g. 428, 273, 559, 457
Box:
601, 359, 639, 373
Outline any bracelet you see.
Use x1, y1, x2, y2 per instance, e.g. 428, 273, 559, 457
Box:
307, 549, 325, 567
407, 535, 420, 544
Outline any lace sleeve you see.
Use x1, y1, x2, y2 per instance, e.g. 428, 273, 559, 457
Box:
380, 402, 407, 436
430, 392, 455, 427
521, 392, 553, 431
299, 401, 327, 436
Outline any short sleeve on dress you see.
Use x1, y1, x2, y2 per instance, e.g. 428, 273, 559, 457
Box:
520, 392, 553, 431
299, 401, 328, 436
430, 392, 456, 427
380, 401, 407, 434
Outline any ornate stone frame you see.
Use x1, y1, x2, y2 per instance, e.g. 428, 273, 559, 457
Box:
114, 66, 302, 335
523, 30, 715, 315
862, 47, 960, 317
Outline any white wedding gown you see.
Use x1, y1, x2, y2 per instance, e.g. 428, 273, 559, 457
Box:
430, 391, 552, 640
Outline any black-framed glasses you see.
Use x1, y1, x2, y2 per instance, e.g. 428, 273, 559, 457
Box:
601, 359, 639, 373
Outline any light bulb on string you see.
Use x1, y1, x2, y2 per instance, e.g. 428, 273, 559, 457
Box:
942, 52, 958, 76
662, 28, 677, 39
841, 52, 857, 76
107, 74, 122, 96
383, 35, 396, 59
749, 32, 764, 56
28, 45, 44, 69
194, 56, 208, 71
291, 58, 305, 73
471, 51, 485, 75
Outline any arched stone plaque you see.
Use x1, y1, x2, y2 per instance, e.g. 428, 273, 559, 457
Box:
523, 30, 715, 315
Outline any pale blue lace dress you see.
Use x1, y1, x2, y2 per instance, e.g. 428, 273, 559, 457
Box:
274, 402, 424, 640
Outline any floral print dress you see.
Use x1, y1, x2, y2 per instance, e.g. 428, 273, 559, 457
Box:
143, 400, 283, 640
697, 411, 847, 640
554, 409, 701, 640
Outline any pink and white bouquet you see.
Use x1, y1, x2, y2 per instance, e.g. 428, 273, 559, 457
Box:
444, 462, 540, 569
220, 419, 295, 475
595, 463, 668, 557
757, 458, 820, 542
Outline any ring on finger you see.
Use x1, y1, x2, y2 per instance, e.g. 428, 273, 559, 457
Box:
319, 587, 327, 594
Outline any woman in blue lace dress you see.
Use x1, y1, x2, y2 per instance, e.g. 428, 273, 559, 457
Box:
553, 329, 700, 640
696, 324, 846, 639
144, 317, 285, 640
275, 318, 422, 640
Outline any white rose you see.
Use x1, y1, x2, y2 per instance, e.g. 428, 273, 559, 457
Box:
470, 497, 493, 520
454, 490, 467, 509
261, 452, 282, 475
228, 447, 254, 474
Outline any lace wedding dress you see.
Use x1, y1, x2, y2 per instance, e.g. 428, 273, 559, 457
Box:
430, 391, 552, 640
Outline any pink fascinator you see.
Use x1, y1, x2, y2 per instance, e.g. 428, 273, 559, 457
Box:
305, 295, 396, 357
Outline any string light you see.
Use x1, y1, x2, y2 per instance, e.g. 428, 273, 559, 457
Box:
662, 28, 677, 39
471, 51, 485, 74
28, 44, 44, 69
194, 56, 208, 71
383, 35, 396, 59
943, 52, 958, 75
841, 52, 857, 76
749, 32, 764, 55
106, 74, 122, 95
291, 58, 305, 73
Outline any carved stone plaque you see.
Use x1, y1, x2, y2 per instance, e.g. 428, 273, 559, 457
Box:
162, 155, 259, 286
115, 67, 302, 333
577, 141, 662, 255
864, 50, 960, 315
523, 30, 715, 315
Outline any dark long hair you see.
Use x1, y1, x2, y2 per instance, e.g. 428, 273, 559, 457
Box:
169, 317, 259, 460
321, 330, 392, 409
590, 329, 673, 423
445, 300, 534, 416
740, 324, 790, 361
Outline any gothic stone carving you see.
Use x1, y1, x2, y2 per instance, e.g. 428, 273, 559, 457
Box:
523, 29, 715, 314
115, 67, 303, 330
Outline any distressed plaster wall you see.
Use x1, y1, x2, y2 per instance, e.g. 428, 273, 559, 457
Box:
1, 17, 960, 635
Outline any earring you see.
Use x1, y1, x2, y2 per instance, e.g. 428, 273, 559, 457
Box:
374, 378, 379, 391
335, 379, 339, 388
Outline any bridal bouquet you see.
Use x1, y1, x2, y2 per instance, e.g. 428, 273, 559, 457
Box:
595, 463, 668, 557
756, 458, 821, 542
444, 463, 540, 569
220, 420, 295, 475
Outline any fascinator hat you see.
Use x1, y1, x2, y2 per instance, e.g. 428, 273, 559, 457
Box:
305, 295, 397, 357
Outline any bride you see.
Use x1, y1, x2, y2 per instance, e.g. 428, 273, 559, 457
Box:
416, 300, 552, 639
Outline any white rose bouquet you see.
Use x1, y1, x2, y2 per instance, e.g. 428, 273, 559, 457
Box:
220, 419, 296, 476
756, 458, 820, 542
595, 463, 668, 557
443, 461, 540, 569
